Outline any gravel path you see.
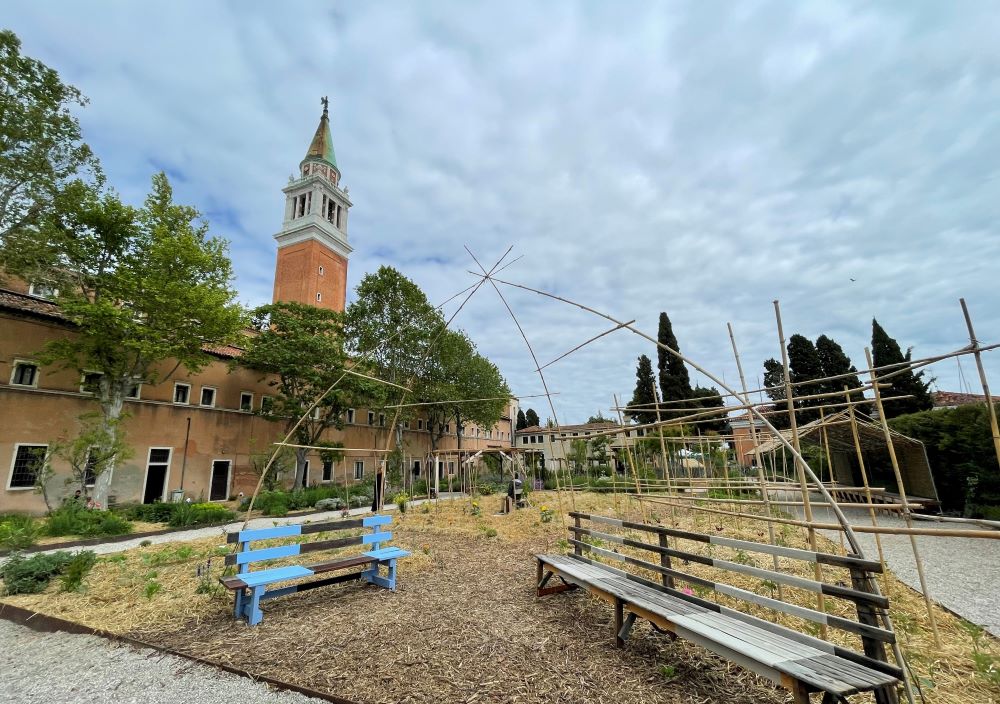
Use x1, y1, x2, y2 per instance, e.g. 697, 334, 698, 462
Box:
792, 502, 1000, 636
0, 619, 323, 704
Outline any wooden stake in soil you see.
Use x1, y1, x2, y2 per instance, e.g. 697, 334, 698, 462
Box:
651, 384, 678, 531
865, 347, 942, 648
960, 298, 1000, 470
614, 393, 646, 524
774, 300, 827, 638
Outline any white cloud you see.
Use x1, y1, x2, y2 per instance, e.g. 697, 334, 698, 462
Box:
6, 1, 1000, 421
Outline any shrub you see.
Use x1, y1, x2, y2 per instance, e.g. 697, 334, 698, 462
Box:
393, 493, 409, 513
117, 502, 177, 523
0, 514, 42, 550
59, 551, 97, 592
1, 551, 80, 595
167, 502, 235, 528
43, 503, 133, 538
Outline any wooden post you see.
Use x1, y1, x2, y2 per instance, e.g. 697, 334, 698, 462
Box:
865, 347, 942, 647
774, 300, 827, 637
614, 598, 625, 647
573, 515, 582, 556
960, 298, 1000, 469
658, 532, 675, 589
849, 565, 899, 704
614, 393, 646, 523
845, 387, 890, 591
651, 384, 678, 530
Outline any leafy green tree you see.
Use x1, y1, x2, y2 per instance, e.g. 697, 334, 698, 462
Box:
421, 328, 508, 453
815, 334, 869, 415
656, 312, 692, 419
872, 319, 934, 418
890, 403, 1000, 516
761, 357, 790, 429
587, 412, 614, 424
524, 408, 540, 428
787, 334, 824, 424
0, 30, 97, 250
6, 175, 245, 506
690, 385, 727, 433
55, 414, 132, 500
241, 302, 376, 488
516, 408, 527, 431
569, 438, 589, 473
627, 354, 657, 425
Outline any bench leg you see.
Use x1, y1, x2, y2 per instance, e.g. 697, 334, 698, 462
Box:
789, 680, 811, 704
363, 560, 396, 590
233, 588, 245, 620
617, 612, 637, 646
614, 598, 625, 648
246, 585, 265, 626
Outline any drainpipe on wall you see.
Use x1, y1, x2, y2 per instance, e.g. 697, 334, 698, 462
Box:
179, 416, 191, 490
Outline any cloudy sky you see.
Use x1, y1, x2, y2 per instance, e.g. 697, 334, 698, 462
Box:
7, 2, 1000, 423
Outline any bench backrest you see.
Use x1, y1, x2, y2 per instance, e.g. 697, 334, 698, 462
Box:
566, 511, 899, 678
225, 514, 393, 575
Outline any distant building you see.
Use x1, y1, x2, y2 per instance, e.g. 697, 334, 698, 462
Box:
0, 104, 513, 514
931, 390, 1000, 410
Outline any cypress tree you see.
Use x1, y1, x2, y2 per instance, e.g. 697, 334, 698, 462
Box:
656, 312, 692, 419
516, 408, 527, 431
524, 408, 540, 428
761, 357, 790, 429
787, 334, 824, 424
815, 334, 870, 415
627, 354, 657, 425
690, 385, 727, 433
871, 319, 934, 418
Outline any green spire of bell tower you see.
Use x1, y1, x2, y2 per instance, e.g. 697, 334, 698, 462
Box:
304, 96, 337, 168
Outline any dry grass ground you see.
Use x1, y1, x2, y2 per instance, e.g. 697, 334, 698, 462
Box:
2, 491, 997, 704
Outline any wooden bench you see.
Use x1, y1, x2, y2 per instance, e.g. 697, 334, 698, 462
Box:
221, 514, 410, 626
536, 512, 902, 704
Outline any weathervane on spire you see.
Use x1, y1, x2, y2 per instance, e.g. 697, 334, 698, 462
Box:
321, 96, 329, 115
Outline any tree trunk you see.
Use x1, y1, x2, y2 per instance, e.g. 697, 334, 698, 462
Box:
91, 379, 126, 509
293, 447, 308, 489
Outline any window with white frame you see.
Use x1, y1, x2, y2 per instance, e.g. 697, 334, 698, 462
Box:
173, 382, 191, 404
83, 450, 98, 487
199, 387, 216, 407
8, 444, 47, 489
28, 282, 58, 299
240, 392, 253, 412
368, 411, 375, 425
322, 459, 333, 482
448, 461, 455, 475
379, 413, 385, 427
444, 424, 450, 434
260, 396, 274, 413
10, 361, 39, 387
316, 292, 322, 303
417, 419, 424, 430
125, 379, 142, 399
354, 460, 364, 480
80, 371, 103, 395
347, 408, 355, 424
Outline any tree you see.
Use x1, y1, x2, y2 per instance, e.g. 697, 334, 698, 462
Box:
516, 408, 527, 431
656, 312, 692, 419
787, 334, 824, 424
0, 30, 98, 251
6, 175, 245, 506
421, 329, 508, 454
241, 302, 376, 489
587, 412, 614, 424
815, 334, 869, 415
872, 319, 934, 418
626, 354, 657, 424
569, 439, 589, 473
55, 414, 132, 500
690, 385, 727, 433
762, 357, 790, 429
524, 408, 540, 428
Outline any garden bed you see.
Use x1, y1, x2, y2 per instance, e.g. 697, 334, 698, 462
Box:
1, 492, 996, 703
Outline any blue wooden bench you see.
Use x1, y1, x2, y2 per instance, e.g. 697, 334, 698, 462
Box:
220, 514, 410, 626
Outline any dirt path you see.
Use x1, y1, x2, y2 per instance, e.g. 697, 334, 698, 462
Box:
131, 529, 787, 704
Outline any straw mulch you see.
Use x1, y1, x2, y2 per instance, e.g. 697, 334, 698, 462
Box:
2, 491, 998, 704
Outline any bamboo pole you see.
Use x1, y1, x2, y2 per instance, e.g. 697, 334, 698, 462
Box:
845, 386, 889, 592
865, 347, 942, 647
614, 393, 646, 524
960, 298, 1000, 469
774, 301, 828, 637
652, 384, 678, 530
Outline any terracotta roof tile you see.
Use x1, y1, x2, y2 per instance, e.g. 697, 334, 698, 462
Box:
0, 288, 68, 322
932, 390, 1000, 407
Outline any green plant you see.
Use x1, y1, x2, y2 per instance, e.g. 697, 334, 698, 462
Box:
481, 526, 498, 538
43, 502, 133, 537
59, 551, 97, 592
539, 505, 554, 523
393, 493, 409, 514
139, 539, 152, 547
470, 501, 481, 517
143, 579, 162, 599
167, 502, 235, 528
960, 621, 1000, 686
1, 551, 76, 595
659, 664, 677, 679
0, 514, 41, 550
118, 502, 177, 523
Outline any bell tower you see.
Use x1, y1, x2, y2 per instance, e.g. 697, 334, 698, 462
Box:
272, 97, 352, 312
